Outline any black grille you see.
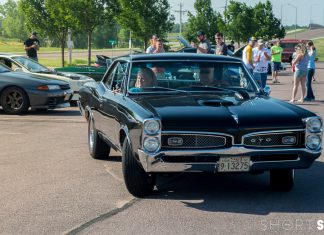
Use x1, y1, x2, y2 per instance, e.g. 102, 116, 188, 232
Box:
59, 84, 71, 90
243, 132, 301, 147
161, 134, 228, 149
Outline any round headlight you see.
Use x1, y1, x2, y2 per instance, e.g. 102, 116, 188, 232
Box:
306, 118, 322, 133
305, 134, 321, 150
143, 137, 160, 152
144, 120, 160, 135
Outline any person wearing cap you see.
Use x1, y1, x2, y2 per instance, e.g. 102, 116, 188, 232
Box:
242, 36, 257, 74
24, 32, 40, 61
271, 40, 283, 83
252, 39, 271, 89
195, 31, 211, 54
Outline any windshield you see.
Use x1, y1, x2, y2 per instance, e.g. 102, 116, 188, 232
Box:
13, 56, 49, 72
128, 61, 259, 94
0, 63, 11, 73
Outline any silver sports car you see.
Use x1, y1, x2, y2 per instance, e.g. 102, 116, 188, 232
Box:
0, 63, 73, 115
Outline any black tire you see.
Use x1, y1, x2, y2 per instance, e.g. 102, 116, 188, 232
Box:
88, 114, 110, 159
122, 138, 156, 197
0, 86, 29, 115
270, 169, 294, 191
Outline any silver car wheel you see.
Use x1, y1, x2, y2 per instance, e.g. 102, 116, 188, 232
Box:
5, 90, 23, 110
88, 116, 95, 152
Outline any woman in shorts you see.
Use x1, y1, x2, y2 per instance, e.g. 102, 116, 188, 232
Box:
290, 43, 309, 103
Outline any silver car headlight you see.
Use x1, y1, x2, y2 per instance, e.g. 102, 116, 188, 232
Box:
37, 85, 60, 90
306, 117, 322, 133
305, 134, 321, 150
144, 119, 160, 135
143, 137, 160, 152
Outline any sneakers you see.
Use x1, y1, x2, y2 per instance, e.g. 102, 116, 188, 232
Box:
304, 98, 315, 102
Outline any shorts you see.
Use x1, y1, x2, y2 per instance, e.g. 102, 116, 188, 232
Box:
294, 69, 307, 79
272, 62, 281, 71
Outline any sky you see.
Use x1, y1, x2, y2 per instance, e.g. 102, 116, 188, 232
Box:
169, 0, 324, 27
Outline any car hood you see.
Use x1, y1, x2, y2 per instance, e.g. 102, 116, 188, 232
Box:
133, 94, 313, 135
2, 71, 69, 85
176, 36, 191, 47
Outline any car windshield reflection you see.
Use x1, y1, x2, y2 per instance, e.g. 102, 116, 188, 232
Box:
128, 61, 258, 94
13, 56, 49, 73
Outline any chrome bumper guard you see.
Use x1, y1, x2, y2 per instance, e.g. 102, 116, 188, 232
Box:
77, 100, 85, 117
138, 146, 321, 173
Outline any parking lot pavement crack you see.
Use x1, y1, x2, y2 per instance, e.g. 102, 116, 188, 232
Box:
64, 198, 139, 235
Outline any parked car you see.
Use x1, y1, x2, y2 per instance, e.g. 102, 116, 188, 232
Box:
55, 55, 111, 81
173, 36, 216, 54
0, 54, 94, 101
78, 53, 322, 197
0, 63, 72, 114
275, 39, 308, 64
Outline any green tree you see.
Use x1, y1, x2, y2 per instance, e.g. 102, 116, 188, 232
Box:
224, 1, 256, 46
20, 0, 77, 66
117, 0, 174, 49
70, 0, 120, 65
184, 0, 218, 43
0, 0, 28, 40
253, 1, 285, 40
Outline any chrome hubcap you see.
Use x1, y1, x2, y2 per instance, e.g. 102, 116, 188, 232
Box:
89, 117, 95, 151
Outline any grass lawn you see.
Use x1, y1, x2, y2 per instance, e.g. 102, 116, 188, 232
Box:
312, 38, 324, 61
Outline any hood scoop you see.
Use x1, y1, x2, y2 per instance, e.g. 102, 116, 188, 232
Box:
199, 99, 234, 107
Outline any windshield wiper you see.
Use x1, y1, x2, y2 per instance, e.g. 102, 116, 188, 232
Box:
37, 69, 54, 74
130, 86, 189, 94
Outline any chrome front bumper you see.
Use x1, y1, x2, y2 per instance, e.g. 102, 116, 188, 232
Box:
138, 146, 321, 173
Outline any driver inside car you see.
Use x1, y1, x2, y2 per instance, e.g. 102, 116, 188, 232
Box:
130, 68, 157, 92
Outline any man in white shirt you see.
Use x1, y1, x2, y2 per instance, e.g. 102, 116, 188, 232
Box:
252, 39, 271, 88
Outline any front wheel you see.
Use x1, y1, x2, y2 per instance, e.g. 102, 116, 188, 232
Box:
122, 139, 156, 197
270, 169, 294, 191
88, 115, 110, 159
0, 87, 29, 115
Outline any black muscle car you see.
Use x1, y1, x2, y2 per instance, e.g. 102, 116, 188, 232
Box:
78, 53, 322, 197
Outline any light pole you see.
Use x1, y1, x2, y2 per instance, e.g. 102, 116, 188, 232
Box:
287, 3, 297, 39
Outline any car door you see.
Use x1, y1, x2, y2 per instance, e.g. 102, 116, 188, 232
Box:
98, 60, 129, 148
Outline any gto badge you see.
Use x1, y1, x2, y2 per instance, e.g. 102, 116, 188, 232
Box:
251, 137, 272, 143
168, 137, 183, 146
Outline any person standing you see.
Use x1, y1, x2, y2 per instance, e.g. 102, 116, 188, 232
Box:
24, 32, 40, 61
252, 39, 271, 88
271, 40, 283, 83
304, 40, 316, 101
152, 39, 165, 53
195, 31, 211, 54
146, 35, 158, 53
290, 43, 309, 103
214, 32, 228, 56
242, 36, 257, 74
227, 40, 235, 53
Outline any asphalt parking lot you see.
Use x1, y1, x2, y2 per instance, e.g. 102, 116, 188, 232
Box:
0, 64, 324, 235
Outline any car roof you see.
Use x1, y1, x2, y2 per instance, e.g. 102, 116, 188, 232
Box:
0, 54, 24, 58
278, 39, 308, 43
120, 53, 242, 62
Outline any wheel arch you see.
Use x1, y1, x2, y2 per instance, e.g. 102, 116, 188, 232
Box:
0, 85, 31, 104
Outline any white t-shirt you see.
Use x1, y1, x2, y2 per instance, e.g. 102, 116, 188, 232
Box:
252, 47, 271, 73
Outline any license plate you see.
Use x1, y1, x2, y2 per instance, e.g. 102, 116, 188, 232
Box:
218, 157, 250, 172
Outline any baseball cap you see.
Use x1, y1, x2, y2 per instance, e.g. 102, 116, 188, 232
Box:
197, 31, 205, 36
31, 32, 37, 36
249, 36, 257, 42
257, 39, 264, 45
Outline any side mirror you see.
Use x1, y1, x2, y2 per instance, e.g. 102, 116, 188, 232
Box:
263, 86, 271, 96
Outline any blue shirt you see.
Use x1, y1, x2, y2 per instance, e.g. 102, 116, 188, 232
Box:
308, 49, 316, 69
